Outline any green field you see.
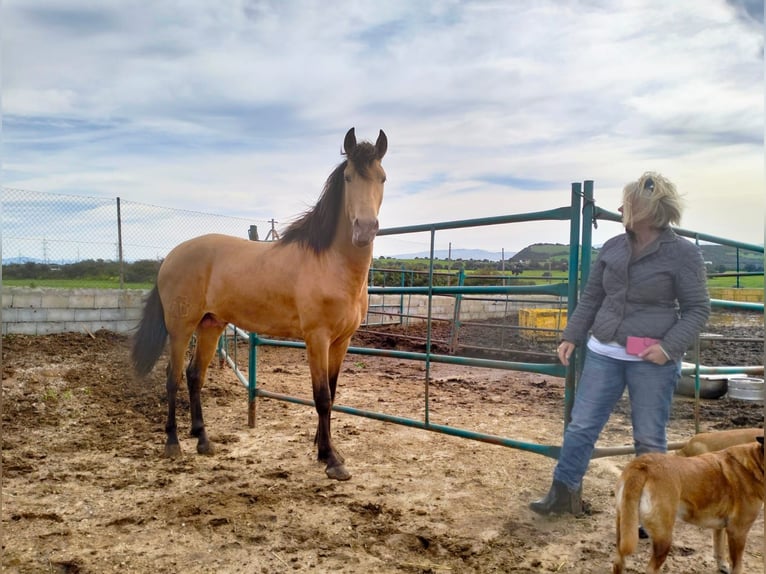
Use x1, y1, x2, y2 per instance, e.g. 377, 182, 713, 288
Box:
5, 241, 760, 291
5, 272, 761, 291
707, 275, 763, 289
3, 278, 153, 290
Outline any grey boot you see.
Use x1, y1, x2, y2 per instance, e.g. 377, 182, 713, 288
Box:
529, 479, 583, 515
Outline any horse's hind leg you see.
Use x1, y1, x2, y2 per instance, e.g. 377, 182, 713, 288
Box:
186, 322, 225, 455
164, 336, 188, 458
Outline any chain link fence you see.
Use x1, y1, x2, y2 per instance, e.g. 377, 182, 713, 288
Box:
2, 188, 279, 265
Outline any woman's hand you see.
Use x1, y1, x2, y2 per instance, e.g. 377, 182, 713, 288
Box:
639, 344, 670, 365
557, 341, 576, 366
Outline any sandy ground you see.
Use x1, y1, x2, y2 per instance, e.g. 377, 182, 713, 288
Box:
2, 326, 764, 573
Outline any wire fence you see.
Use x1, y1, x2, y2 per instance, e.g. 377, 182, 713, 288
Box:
2, 188, 279, 265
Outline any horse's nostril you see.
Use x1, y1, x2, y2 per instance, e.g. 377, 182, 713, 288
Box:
355, 219, 377, 231
352, 218, 379, 246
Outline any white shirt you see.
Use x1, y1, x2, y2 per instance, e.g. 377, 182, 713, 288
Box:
586, 335, 643, 362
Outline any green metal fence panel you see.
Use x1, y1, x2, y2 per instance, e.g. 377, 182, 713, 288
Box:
218, 183, 764, 461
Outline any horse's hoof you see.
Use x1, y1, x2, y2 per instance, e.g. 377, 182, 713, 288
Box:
163, 444, 182, 458
325, 464, 351, 481
197, 442, 215, 455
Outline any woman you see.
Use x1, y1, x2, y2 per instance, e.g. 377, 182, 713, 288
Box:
530, 172, 710, 515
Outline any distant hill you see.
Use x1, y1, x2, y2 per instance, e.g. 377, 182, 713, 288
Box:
4, 256, 80, 265
4, 257, 47, 264
700, 244, 763, 271
510, 243, 572, 264
386, 242, 763, 272
390, 248, 515, 261
508, 242, 763, 271
5, 242, 761, 271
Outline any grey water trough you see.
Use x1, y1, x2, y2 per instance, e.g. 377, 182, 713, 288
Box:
675, 373, 728, 400
726, 376, 764, 402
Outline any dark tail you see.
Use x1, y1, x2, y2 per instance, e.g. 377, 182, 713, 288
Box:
131, 286, 168, 377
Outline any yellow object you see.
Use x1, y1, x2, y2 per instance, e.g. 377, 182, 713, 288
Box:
519, 308, 567, 340
708, 288, 763, 303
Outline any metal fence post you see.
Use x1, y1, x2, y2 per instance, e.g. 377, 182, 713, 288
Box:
116, 197, 124, 288
564, 182, 582, 427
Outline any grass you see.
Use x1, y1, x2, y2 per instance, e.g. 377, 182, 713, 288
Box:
707, 276, 763, 289
2, 274, 762, 291
3, 278, 154, 289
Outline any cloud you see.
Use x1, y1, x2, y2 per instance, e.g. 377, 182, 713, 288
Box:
2, 0, 763, 258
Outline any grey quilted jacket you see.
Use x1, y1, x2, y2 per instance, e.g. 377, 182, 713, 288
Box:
562, 227, 710, 361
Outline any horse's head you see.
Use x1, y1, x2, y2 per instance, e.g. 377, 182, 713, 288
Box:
342, 127, 387, 248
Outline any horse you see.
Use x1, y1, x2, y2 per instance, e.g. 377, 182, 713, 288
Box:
131, 127, 387, 481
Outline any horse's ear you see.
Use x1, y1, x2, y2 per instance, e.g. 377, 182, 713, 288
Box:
344, 128, 356, 155
375, 130, 387, 160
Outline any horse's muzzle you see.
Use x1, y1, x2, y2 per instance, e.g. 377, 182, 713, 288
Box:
352, 218, 379, 247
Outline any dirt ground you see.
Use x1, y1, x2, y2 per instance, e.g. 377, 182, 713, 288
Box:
2, 313, 764, 573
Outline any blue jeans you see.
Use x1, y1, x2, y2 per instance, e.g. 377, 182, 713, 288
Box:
553, 349, 681, 490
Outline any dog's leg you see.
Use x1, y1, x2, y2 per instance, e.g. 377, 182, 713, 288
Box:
712, 529, 730, 574
643, 500, 675, 573
648, 537, 672, 573
725, 529, 748, 574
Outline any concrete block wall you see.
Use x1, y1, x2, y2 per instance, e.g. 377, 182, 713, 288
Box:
2, 289, 559, 336
3, 286, 756, 336
366, 294, 559, 325
2, 287, 148, 335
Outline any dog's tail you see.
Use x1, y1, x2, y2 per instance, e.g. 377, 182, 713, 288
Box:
613, 466, 647, 571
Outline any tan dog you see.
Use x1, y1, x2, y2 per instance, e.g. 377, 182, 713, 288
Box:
612, 436, 764, 574
676, 427, 764, 457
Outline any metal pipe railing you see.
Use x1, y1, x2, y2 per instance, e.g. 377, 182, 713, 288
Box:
217, 187, 763, 462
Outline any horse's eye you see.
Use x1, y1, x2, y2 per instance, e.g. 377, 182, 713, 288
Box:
344, 174, 351, 183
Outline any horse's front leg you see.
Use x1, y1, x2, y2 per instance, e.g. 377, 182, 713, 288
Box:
326, 338, 351, 463
307, 339, 350, 480
313, 366, 346, 463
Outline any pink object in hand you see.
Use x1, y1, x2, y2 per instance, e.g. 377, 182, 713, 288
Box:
626, 336, 660, 356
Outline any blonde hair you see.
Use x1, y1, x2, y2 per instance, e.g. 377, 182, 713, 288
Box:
621, 171, 682, 229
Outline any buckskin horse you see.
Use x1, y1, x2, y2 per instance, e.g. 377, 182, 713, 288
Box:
131, 127, 387, 480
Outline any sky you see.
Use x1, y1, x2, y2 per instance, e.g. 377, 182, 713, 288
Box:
2, 0, 764, 260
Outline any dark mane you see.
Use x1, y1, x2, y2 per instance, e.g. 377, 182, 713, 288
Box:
280, 141, 379, 254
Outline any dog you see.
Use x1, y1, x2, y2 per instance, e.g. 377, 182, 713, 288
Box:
612, 436, 764, 574
675, 427, 764, 457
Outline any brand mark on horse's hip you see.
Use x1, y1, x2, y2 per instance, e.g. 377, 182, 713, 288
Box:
171, 297, 190, 318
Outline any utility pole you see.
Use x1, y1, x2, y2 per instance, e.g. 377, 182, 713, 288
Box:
265, 219, 280, 241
